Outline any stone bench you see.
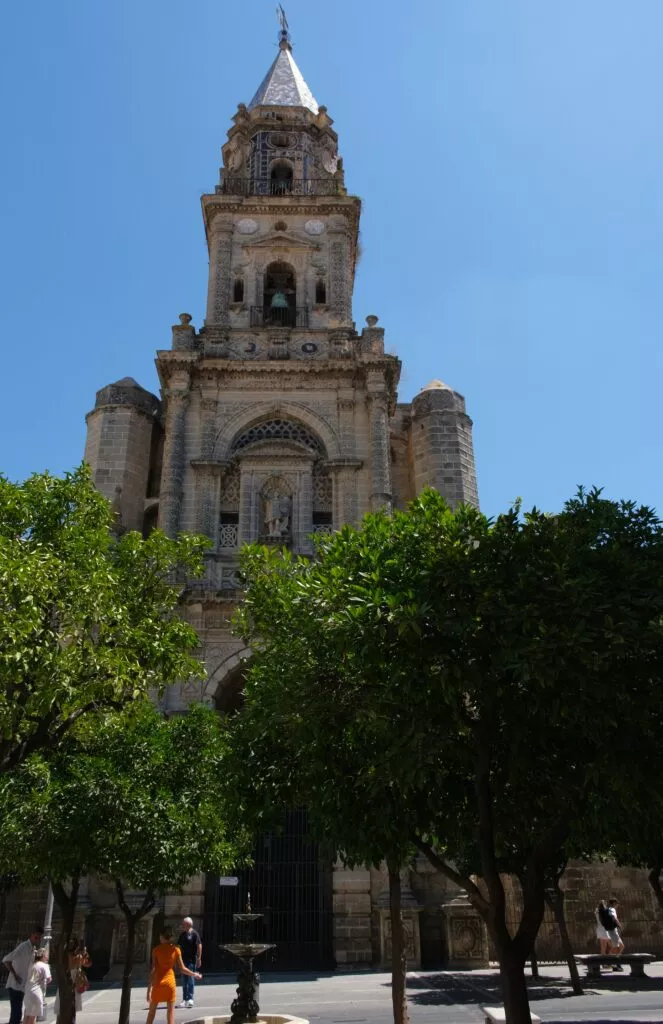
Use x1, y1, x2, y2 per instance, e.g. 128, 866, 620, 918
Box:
574, 953, 656, 978
481, 1007, 540, 1024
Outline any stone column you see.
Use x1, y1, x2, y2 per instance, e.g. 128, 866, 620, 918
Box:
332, 862, 373, 966
159, 386, 190, 537
191, 462, 228, 542
337, 396, 356, 457
366, 386, 392, 512
205, 216, 233, 326
328, 460, 362, 529
328, 223, 352, 325
199, 395, 218, 460
238, 466, 257, 546
297, 464, 314, 554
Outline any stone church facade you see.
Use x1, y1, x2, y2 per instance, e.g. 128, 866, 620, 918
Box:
21, 24, 653, 973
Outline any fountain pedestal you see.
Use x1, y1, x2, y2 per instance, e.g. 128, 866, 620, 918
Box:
183, 897, 309, 1024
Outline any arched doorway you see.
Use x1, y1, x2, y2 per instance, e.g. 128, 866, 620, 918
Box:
204, 665, 333, 971
263, 261, 296, 327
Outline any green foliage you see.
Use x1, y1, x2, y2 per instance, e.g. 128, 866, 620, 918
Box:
0, 464, 208, 771
0, 702, 250, 891
233, 486, 663, 954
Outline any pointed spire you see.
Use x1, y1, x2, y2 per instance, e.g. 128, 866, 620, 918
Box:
248, 12, 319, 114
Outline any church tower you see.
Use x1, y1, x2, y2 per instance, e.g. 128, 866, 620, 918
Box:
83, 20, 479, 969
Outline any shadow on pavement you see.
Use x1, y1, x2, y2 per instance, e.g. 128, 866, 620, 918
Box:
406, 972, 573, 1006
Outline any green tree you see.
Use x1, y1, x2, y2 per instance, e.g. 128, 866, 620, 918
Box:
0, 704, 249, 1024
230, 691, 419, 1024
0, 465, 206, 771
234, 488, 663, 1024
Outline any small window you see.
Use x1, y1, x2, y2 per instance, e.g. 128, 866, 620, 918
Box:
315, 278, 326, 304
312, 511, 333, 537
233, 278, 244, 303
219, 512, 239, 549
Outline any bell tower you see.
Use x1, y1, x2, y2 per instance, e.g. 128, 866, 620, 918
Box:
203, 21, 356, 332
155, 18, 407, 573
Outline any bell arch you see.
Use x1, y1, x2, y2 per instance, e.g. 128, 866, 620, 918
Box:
264, 260, 296, 326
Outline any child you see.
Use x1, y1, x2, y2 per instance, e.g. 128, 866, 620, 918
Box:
23, 949, 51, 1024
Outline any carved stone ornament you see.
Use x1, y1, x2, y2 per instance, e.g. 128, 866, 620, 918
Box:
236, 218, 259, 234
227, 145, 243, 171
304, 219, 325, 235
261, 476, 292, 542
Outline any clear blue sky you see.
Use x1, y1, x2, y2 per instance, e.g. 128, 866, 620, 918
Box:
1, 0, 662, 519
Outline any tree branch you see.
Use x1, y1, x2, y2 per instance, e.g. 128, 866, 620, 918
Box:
410, 834, 489, 914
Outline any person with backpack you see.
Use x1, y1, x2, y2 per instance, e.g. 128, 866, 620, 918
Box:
596, 898, 625, 969
605, 898, 625, 968
595, 900, 611, 955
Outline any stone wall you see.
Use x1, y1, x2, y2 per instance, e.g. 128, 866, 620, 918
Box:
501, 861, 663, 960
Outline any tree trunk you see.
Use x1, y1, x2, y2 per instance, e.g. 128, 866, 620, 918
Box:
115, 880, 156, 1024
648, 863, 663, 914
545, 884, 583, 996
118, 918, 136, 1024
498, 945, 533, 1024
51, 877, 79, 1024
529, 948, 539, 980
387, 865, 409, 1024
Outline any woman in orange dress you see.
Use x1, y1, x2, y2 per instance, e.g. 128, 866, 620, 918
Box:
146, 928, 201, 1024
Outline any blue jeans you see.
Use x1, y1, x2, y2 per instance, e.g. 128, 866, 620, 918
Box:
182, 961, 196, 1003
8, 989, 23, 1024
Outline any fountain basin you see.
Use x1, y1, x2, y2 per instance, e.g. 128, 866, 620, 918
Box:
221, 944, 276, 958
185, 1016, 308, 1024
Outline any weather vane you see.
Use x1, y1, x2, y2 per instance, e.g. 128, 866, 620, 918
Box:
276, 4, 289, 42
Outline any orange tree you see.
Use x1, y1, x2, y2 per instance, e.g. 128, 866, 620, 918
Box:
0, 703, 249, 1024
0, 464, 206, 771
232, 488, 663, 1024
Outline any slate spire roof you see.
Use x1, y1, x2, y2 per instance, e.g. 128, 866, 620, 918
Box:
248, 36, 319, 114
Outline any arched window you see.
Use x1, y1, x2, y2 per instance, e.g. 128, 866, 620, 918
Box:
264, 261, 296, 326
218, 464, 240, 549
315, 278, 326, 304
270, 161, 293, 194
231, 418, 324, 456
233, 277, 244, 303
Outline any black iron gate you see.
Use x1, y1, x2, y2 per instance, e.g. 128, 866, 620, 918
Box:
204, 809, 333, 971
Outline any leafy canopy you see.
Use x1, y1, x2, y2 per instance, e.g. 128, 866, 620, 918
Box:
234, 488, 663, 940
0, 702, 250, 892
0, 464, 208, 771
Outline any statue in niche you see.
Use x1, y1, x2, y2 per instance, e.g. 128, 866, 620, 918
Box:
264, 494, 291, 540
261, 477, 292, 541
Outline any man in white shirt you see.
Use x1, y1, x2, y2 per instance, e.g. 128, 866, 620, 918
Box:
3, 927, 44, 1024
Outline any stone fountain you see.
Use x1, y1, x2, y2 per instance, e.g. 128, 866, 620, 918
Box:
222, 894, 276, 1023
185, 893, 308, 1024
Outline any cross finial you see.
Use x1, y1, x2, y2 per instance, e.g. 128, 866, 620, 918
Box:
276, 4, 290, 48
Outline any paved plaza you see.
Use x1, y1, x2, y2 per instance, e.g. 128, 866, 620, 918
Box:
9, 963, 663, 1024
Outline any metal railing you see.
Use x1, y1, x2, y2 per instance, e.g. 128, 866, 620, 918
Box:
219, 177, 342, 197
250, 306, 308, 328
